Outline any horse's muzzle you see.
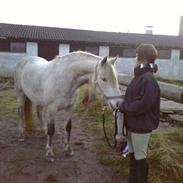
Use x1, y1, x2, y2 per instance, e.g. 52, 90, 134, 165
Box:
108, 99, 121, 111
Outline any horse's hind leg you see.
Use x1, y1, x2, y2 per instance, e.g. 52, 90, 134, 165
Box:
17, 92, 26, 140
36, 105, 46, 133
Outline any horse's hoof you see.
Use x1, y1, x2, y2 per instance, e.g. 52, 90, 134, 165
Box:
18, 138, 25, 142
49, 157, 54, 163
65, 149, 74, 157
46, 156, 54, 163
18, 135, 25, 142
69, 151, 74, 156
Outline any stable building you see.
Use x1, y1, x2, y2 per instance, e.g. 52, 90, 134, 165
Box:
0, 19, 183, 80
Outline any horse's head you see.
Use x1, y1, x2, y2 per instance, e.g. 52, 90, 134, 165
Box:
93, 56, 123, 109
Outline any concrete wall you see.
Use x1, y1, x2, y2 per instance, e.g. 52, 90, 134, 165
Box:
0, 42, 38, 77
0, 52, 26, 77
116, 49, 183, 81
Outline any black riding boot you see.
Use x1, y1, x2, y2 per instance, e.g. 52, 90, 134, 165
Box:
128, 153, 137, 183
136, 159, 149, 183
121, 153, 137, 183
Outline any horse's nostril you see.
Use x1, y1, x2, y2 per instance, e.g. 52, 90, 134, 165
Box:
108, 100, 121, 110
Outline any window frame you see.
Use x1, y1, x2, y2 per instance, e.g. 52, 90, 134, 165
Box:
10, 42, 26, 53
158, 49, 171, 59
109, 46, 123, 57
123, 48, 136, 58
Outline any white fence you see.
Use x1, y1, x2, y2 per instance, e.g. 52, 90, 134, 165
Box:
116, 57, 183, 81
0, 52, 26, 77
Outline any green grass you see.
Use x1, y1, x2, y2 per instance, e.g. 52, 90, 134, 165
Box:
0, 89, 18, 121
75, 85, 183, 183
148, 128, 183, 183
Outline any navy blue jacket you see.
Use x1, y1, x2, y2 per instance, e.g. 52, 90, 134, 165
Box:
120, 64, 160, 133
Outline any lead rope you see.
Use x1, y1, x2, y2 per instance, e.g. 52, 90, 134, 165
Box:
122, 117, 128, 137
102, 106, 129, 149
102, 106, 118, 149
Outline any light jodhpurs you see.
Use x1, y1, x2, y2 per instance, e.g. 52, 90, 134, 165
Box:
127, 132, 151, 160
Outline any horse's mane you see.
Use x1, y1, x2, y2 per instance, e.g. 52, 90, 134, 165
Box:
54, 51, 101, 63
53, 51, 118, 84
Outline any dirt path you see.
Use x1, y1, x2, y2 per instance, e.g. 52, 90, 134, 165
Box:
0, 110, 124, 183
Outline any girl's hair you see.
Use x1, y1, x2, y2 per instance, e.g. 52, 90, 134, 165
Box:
136, 44, 158, 63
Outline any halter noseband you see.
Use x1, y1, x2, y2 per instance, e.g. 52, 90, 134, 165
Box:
93, 61, 124, 101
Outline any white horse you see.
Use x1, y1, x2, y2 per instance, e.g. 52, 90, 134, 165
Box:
14, 51, 123, 162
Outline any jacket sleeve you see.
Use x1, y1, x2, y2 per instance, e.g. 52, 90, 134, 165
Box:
120, 78, 159, 116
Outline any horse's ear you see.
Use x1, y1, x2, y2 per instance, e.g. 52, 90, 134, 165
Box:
109, 57, 118, 65
101, 56, 107, 66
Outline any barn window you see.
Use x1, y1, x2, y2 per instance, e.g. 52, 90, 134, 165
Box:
0, 40, 10, 52
158, 49, 170, 59
123, 48, 136, 57
70, 44, 85, 52
85, 46, 99, 55
109, 46, 123, 57
10, 42, 26, 53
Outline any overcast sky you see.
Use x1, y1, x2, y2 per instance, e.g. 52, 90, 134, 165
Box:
0, 0, 183, 35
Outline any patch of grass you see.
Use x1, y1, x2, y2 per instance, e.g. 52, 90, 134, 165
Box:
0, 88, 18, 121
165, 127, 183, 143
75, 85, 183, 183
75, 85, 103, 117
98, 154, 129, 176
148, 128, 183, 183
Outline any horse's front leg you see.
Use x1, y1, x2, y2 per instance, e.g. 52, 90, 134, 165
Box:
46, 111, 55, 162
64, 107, 74, 156
64, 118, 74, 156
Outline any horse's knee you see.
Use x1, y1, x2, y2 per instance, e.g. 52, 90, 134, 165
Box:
66, 119, 72, 133
17, 107, 20, 115
18, 106, 24, 117
36, 105, 42, 114
36, 106, 43, 122
47, 122, 55, 136
36, 105, 40, 114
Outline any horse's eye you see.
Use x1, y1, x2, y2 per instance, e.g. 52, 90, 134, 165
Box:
102, 78, 107, 82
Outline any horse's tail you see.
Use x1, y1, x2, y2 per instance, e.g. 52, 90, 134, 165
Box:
24, 97, 34, 131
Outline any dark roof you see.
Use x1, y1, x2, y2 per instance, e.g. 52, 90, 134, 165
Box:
0, 23, 183, 48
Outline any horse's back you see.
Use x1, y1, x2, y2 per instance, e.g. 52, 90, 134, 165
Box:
15, 56, 46, 83
17, 56, 48, 69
